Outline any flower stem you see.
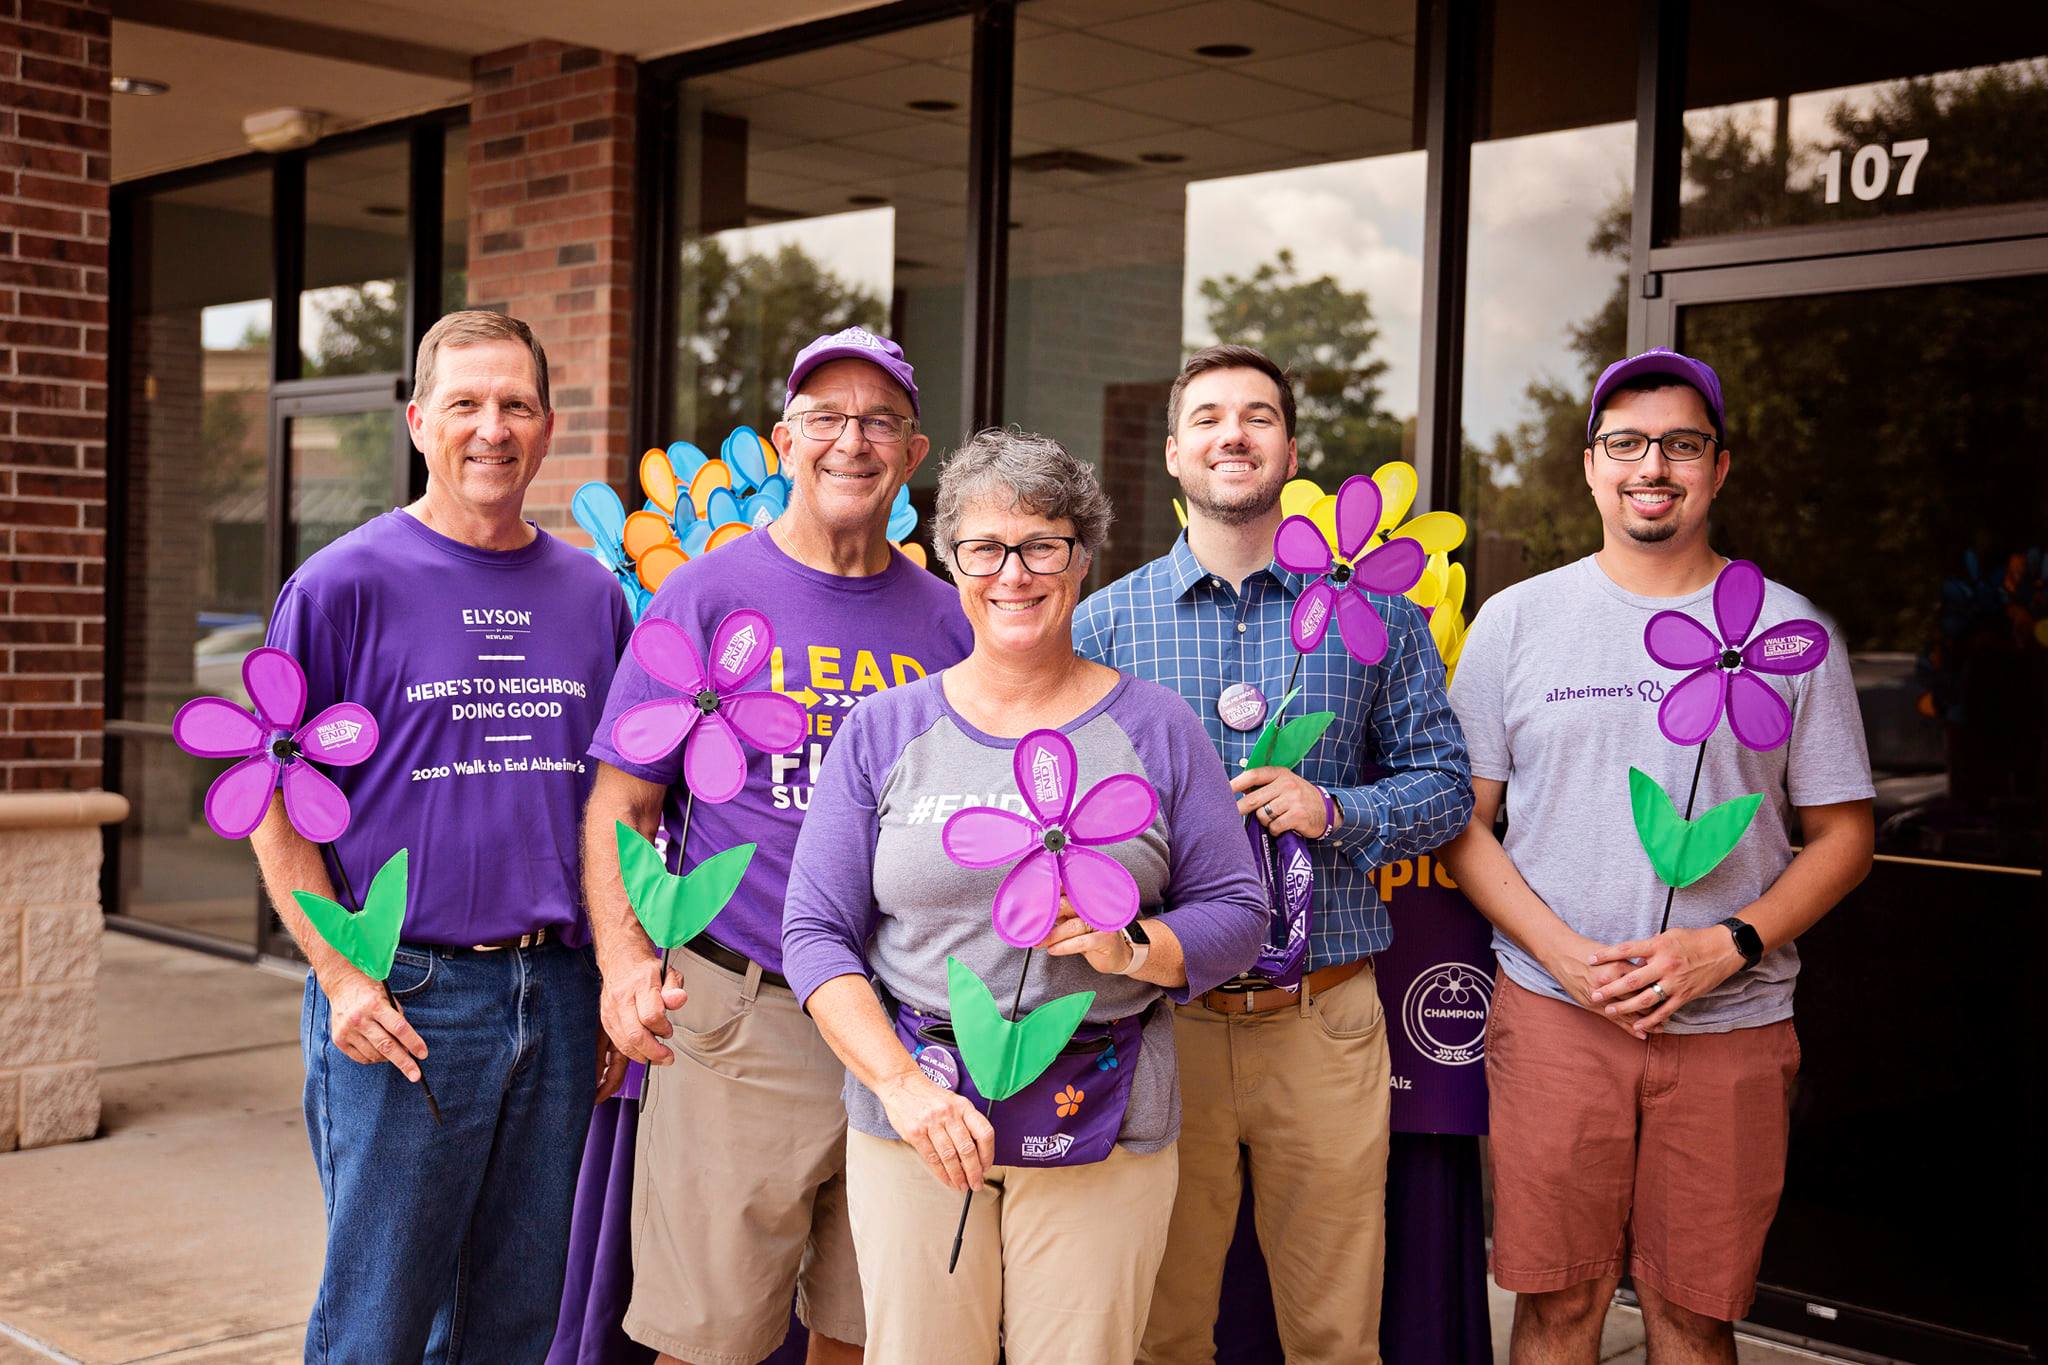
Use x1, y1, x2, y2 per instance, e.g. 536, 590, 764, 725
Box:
1657, 741, 1710, 934
640, 788, 697, 1119
949, 947, 1032, 1275
321, 842, 442, 1126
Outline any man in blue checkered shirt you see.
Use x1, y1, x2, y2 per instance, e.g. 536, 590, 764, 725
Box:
1073, 345, 1472, 1364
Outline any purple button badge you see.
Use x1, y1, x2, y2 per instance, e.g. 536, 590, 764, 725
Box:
1217, 682, 1268, 732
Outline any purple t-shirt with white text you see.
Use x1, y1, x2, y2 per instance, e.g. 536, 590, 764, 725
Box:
266, 510, 633, 947
588, 527, 973, 975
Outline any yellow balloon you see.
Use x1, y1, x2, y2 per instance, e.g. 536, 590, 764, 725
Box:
639, 449, 678, 517
1371, 461, 1418, 532
1408, 552, 1449, 609
1441, 613, 1467, 683
1308, 494, 1339, 551
1280, 478, 1325, 520
1392, 510, 1467, 555
1442, 561, 1467, 620
1173, 498, 1187, 530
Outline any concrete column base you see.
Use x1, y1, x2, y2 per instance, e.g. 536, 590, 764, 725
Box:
0, 790, 129, 1150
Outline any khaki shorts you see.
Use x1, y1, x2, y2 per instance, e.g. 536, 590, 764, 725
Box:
845, 1128, 1178, 1364
1485, 973, 1799, 1321
624, 946, 863, 1363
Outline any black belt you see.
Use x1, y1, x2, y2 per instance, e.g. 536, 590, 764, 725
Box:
683, 933, 790, 991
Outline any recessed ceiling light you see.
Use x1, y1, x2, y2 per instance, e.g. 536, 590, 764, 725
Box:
1139, 151, 1187, 164
363, 204, 405, 219
905, 98, 958, 112
847, 194, 889, 206
1007, 220, 1023, 229
1194, 43, 1254, 58
110, 75, 170, 95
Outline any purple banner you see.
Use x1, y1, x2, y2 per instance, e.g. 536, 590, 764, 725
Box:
1375, 851, 1493, 1135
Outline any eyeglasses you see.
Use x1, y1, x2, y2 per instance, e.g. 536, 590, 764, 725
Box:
788, 409, 916, 444
950, 536, 1079, 577
1593, 429, 1718, 462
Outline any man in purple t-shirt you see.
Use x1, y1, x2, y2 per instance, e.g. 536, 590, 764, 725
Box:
256, 312, 633, 1362
586, 328, 972, 1365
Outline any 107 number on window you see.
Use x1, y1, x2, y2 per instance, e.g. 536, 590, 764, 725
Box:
1817, 138, 1929, 204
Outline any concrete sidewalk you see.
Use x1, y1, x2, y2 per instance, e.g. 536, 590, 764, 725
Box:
0, 929, 1851, 1364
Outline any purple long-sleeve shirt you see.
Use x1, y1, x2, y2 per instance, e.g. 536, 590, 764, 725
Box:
783, 670, 1266, 1152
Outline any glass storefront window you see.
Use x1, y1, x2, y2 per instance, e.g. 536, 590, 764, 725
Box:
1459, 0, 1637, 608
443, 124, 470, 311
1004, 0, 1425, 581
118, 168, 275, 947
1681, 7, 2047, 238
302, 138, 411, 376
668, 15, 972, 542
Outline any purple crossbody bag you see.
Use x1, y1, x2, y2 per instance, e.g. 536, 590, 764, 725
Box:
887, 996, 1146, 1166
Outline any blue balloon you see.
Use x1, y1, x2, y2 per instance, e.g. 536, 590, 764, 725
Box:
704, 485, 744, 528
679, 519, 714, 557
571, 481, 628, 572
665, 440, 708, 482
888, 485, 919, 542
723, 426, 770, 491
741, 490, 784, 528
761, 473, 791, 503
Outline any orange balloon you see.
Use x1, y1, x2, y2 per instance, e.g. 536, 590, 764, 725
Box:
758, 433, 779, 477
639, 449, 678, 517
623, 509, 675, 562
896, 540, 927, 569
705, 522, 752, 551
688, 459, 732, 518
637, 542, 687, 592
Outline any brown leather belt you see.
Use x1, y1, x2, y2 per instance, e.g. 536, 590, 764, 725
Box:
468, 926, 551, 952
683, 932, 790, 991
1198, 957, 1368, 1015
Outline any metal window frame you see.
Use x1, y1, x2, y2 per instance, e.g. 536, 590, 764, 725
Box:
103, 106, 466, 957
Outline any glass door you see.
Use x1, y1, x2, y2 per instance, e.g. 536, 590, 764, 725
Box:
1646, 242, 2047, 1363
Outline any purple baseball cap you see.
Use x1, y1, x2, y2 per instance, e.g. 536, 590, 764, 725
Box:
1587, 347, 1725, 442
784, 326, 921, 418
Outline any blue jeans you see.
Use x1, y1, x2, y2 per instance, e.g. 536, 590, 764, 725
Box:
301, 939, 600, 1363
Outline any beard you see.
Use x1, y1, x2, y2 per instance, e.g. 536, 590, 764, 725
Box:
1186, 468, 1288, 526
1623, 516, 1680, 543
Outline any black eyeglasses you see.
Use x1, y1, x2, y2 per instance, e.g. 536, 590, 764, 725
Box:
949, 536, 1079, 577
788, 409, 916, 443
1593, 429, 1718, 462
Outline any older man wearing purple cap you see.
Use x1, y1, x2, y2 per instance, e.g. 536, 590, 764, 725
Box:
584, 327, 972, 1365
1439, 349, 1874, 1363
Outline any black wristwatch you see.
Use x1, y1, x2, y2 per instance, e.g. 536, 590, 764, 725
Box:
1720, 917, 1764, 971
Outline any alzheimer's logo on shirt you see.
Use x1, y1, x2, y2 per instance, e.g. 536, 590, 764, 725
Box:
1031, 746, 1062, 807
720, 625, 760, 676
315, 718, 364, 749
1542, 679, 1665, 704
1760, 635, 1813, 662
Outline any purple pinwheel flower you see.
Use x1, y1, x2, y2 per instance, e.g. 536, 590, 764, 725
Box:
611, 608, 808, 803
1273, 475, 1428, 664
1644, 559, 1830, 751
941, 729, 1161, 949
171, 647, 378, 843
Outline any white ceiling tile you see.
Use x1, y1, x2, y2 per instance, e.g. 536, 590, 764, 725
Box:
1239, 39, 1416, 103
857, 17, 977, 63
810, 62, 975, 115
1022, 0, 1188, 29
1260, 0, 1415, 38
1013, 96, 1182, 145
1092, 0, 1360, 62
1087, 125, 1297, 176
733, 45, 909, 89
1013, 29, 1203, 93
855, 120, 974, 165
1222, 101, 1414, 156
1091, 66, 1328, 121
715, 90, 922, 141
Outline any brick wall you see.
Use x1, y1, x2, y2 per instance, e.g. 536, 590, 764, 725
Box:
466, 41, 637, 538
0, 0, 111, 793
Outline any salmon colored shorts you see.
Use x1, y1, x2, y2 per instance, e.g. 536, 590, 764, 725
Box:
1485, 972, 1800, 1321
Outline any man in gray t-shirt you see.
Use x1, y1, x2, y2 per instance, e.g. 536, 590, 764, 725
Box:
1442, 348, 1874, 1364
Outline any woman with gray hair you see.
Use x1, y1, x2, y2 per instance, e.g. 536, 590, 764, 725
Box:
782, 428, 1266, 1363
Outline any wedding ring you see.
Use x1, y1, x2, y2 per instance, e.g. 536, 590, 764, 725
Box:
1650, 982, 1668, 1003
1261, 804, 1274, 818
